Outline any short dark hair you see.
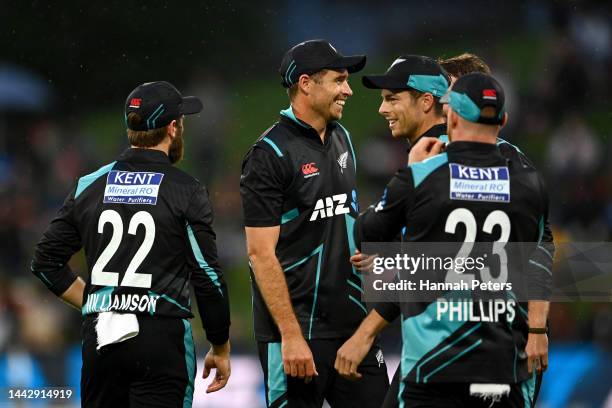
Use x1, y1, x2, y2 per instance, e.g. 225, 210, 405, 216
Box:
126, 112, 167, 147
287, 70, 326, 101
438, 53, 491, 78
406, 89, 444, 117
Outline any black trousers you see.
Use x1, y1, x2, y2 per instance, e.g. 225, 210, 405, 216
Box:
81, 314, 196, 408
257, 338, 389, 408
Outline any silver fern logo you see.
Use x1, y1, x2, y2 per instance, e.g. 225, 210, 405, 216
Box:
376, 349, 384, 367
337, 151, 348, 174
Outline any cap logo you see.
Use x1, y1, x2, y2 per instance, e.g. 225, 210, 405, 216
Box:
129, 98, 142, 108
482, 89, 497, 100
390, 58, 406, 68
328, 43, 337, 52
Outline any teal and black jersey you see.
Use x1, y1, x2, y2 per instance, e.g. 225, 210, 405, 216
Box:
32, 148, 230, 345
373, 134, 555, 326
357, 141, 550, 384
240, 106, 365, 342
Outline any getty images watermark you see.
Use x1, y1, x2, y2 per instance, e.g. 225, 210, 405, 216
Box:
371, 252, 512, 292
358, 242, 612, 303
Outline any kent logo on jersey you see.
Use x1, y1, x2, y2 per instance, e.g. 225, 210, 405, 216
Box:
449, 163, 510, 203
103, 171, 164, 205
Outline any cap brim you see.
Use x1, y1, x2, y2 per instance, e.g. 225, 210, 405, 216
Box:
181, 96, 203, 115
361, 74, 408, 90
326, 55, 367, 73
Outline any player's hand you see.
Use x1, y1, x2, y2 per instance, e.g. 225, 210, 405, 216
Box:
350, 250, 377, 273
203, 341, 231, 393
525, 333, 548, 374
334, 333, 373, 381
282, 332, 318, 383
408, 137, 446, 165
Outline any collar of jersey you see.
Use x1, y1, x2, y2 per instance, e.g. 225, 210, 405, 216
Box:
119, 148, 171, 164
409, 123, 448, 152
279, 105, 338, 146
421, 123, 447, 139
445, 141, 501, 155
280, 105, 311, 128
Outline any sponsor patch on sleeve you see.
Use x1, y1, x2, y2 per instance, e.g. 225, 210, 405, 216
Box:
449, 163, 510, 203
103, 171, 164, 205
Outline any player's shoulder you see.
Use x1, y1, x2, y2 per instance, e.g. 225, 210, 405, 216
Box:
248, 122, 292, 159
408, 152, 449, 188
74, 161, 118, 199
242, 121, 300, 172
157, 165, 206, 197
333, 121, 352, 139
497, 137, 536, 169
165, 165, 200, 184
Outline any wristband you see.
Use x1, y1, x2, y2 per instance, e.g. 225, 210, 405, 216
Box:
528, 327, 547, 334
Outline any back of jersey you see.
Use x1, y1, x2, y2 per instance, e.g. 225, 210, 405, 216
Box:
34, 148, 225, 320
406, 143, 543, 244
357, 141, 547, 384
401, 142, 546, 384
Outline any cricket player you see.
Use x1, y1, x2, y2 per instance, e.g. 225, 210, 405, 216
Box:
240, 39, 389, 407
336, 73, 551, 407
31, 81, 231, 407
341, 53, 554, 407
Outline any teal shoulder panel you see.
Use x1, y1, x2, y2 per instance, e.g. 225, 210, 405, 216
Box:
410, 153, 448, 188
75, 161, 116, 198
262, 137, 283, 157
497, 138, 524, 155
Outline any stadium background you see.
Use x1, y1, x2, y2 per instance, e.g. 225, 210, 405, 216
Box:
0, 1, 611, 407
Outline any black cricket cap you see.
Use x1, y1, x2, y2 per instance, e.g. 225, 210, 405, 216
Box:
125, 81, 203, 131
362, 55, 449, 97
440, 73, 506, 125
279, 39, 366, 88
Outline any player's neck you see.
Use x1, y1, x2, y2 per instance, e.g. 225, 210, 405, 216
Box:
130, 144, 170, 156
410, 115, 446, 144
448, 131, 497, 144
290, 103, 327, 142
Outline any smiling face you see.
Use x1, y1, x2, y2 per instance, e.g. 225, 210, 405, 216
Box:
309, 69, 353, 122
378, 89, 424, 140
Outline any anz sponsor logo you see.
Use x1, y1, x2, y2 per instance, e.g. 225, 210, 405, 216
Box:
309, 193, 350, 221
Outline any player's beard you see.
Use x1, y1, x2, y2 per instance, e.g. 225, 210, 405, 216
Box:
168, 126, 184, 164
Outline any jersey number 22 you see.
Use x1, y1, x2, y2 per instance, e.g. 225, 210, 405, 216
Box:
91, 209, 154, 288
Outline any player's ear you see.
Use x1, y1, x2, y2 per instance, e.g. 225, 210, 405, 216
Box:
298, 74, 311, 95
422, 93, 434, 113
500, 112, 508, 128
449, 110, 459, 130
167, 120, 178, 139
